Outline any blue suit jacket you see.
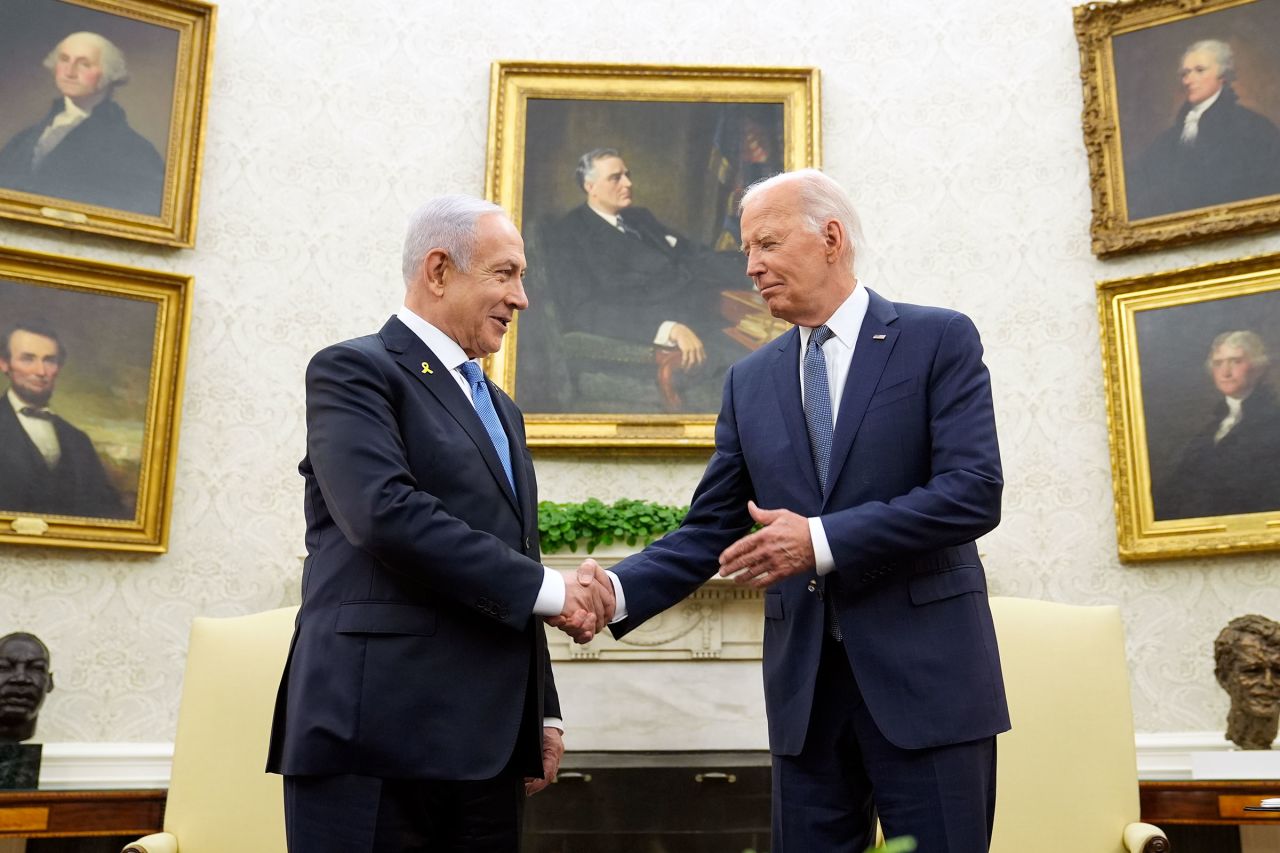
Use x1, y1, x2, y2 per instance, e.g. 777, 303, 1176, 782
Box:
267, 316, 557, 780
612, 289, 1009, 753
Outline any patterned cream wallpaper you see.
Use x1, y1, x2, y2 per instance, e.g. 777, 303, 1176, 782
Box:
1, 0, 1277, 745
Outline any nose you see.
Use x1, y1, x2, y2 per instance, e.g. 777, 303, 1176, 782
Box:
621, 174, 632, 189
745, 247, 765, 278
509, 278, 529, 311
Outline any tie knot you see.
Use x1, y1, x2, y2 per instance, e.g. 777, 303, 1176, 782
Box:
810, 325, 835, 348
20, 406, 54, 420
459, 360, 484, 386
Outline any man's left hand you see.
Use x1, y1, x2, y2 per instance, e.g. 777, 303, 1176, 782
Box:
525, 727, 564, 796
718, 501, 815, 589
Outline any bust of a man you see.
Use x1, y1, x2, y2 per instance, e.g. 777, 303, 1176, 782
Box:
1215, 615, 1280, 749
0, 633, 54, 743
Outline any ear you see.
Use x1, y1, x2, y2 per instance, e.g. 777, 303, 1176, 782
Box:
822, 218, 846, 265
421, 248, 450, 296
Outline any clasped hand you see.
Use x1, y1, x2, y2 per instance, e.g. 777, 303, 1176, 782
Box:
545, 559, 615, 644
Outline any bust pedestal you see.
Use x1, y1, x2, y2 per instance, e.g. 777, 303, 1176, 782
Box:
0, 743, 41, 789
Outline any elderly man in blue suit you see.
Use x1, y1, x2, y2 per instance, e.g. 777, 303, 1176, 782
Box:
569, 169, 1008, 852
268, 195, 614, 852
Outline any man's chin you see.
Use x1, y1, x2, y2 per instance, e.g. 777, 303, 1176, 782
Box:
12, 388, 53, 407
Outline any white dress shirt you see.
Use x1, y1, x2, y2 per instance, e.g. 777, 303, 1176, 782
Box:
32, 97, 91, 167
799, 285, 870, 576
1215, 394, 1245, 443
1181, 88, 1222, 144
8, 388, 60, 467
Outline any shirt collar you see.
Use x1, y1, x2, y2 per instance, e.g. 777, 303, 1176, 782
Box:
8, 388, 50, 417
59, 97, 91, 121
799, 282, 870, 348
587, 204, 620, 228
396, 305, 473, 373
1224, 394, 1245, 415
1187, 88, 1222, 121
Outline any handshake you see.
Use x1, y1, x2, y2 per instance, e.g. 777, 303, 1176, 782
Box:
545, 559, 615, 645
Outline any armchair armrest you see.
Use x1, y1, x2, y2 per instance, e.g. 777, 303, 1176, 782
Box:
1123, 822, 1170, 853
121, 831, 178, 853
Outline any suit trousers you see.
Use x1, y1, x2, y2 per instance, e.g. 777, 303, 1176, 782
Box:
284, 768, 526, 853
771, 636, 997, 853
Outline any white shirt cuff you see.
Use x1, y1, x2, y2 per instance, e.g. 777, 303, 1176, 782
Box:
605, 570, 628, 622
654, 320, 678, 346
809, 516, 835, 576
542, 717, 564, 732
532, 566, 566, 617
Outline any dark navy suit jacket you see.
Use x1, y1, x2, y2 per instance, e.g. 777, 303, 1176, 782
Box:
267, 316, 558, 781
611, 289, 1010, 754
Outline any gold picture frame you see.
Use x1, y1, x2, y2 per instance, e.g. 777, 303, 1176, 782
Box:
0, 0, 216, 247
1075, 0, 1280, 256
484, 61, 821, 450
0, 245, 192, 551
1098, 252, 1280, 560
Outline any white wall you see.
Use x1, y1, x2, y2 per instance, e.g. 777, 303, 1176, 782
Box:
1, 0, 1277, 747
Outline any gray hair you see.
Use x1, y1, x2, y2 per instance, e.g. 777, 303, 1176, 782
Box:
739, 168, 865, 274
1207, 330, 1269, 372
44, 32, 129, 87
401, 195, 506, 284
575, 147, 622, 192
1183, 39, 1235, 82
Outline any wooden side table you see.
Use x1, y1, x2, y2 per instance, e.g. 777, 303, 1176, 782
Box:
0, 789, 164, 839
1141, 780, 1280, 826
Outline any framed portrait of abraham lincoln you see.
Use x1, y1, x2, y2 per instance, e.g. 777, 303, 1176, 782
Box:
485, 61, 821, 450
0, 245, 192, 552
1098, 252, 1280, 560
1076, 0, 1280, 256
0, 0, 215, 247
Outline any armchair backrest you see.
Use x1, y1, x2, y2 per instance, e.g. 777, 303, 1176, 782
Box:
988, 596, 1141, 853
162, 606, 296, 852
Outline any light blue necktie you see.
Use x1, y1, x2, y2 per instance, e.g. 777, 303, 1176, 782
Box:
803, 325, 835, 493
459, 361, 515, 492
803, 325, 843, 641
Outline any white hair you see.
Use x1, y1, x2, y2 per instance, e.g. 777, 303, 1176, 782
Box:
740, 168, 865, 274
1183, 39, 1235, 81
43, 32, 129, 87
401, 195, 506, 284
1207, 330, 1269, 372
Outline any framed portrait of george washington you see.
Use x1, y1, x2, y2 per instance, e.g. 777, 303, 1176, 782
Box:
484, 61, 820, 450
1076, 0, 1280, 256
1098, 252, 1280, 560
0, 245, 192, 552
0, 0, 215, 247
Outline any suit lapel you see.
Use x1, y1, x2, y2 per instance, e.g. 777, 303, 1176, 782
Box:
768, 327, 822, 497
825, 289, 900, 503
379, 318, 521, 517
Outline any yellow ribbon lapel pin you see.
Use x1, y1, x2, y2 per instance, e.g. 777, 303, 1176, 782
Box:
421, 361, 433, 374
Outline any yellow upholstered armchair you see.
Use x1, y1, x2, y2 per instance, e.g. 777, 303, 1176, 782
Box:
988, 597, 1169, 853
122, 606, 296, 853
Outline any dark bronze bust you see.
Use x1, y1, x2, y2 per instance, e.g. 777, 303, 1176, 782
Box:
1214, 615, 1280, 750
0, 632, 54, 743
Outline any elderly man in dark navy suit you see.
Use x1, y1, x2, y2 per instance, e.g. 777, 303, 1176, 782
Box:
570, 170, 1009, 852
268, 195, 615, 852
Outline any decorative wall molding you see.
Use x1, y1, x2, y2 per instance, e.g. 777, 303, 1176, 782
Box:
34, 732, 1250, 789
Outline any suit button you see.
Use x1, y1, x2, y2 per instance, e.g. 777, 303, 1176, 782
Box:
807, 580, 817, 592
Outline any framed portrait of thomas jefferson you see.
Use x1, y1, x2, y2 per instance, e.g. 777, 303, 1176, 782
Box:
1076, 0, 1280, 256
1099, 252, 1280, 560
0, 245, 191, 552
485, 61, 820, 450
0, 0, 215, 247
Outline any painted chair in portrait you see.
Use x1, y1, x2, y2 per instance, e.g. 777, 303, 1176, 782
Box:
121, 606, 296, 853
515, 218, 683, 414
987, 597, 1168, 853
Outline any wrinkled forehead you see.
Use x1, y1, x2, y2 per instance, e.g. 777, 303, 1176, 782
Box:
1212, 343, 1249, 361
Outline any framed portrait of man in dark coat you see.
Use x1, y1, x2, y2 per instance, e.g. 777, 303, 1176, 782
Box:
1078, 0, 1280, 256
0, 245, 191, 552
0, 0, 214, 248
484, 62, 820, 449
1098, 252, 1280, 561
